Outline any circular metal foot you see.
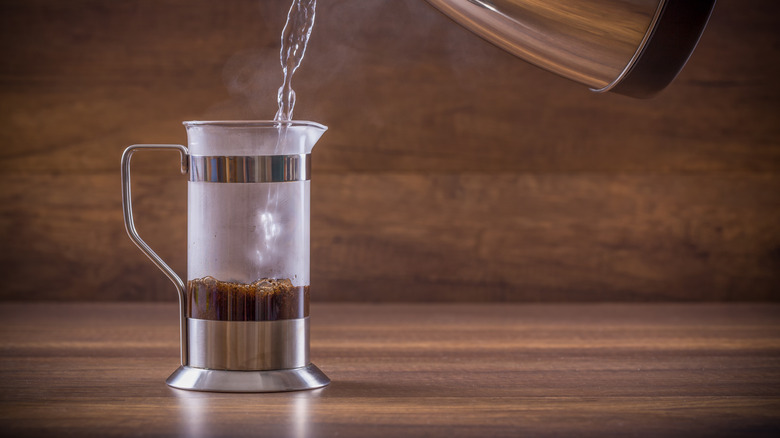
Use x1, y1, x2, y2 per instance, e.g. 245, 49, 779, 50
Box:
166, 363, 330, 393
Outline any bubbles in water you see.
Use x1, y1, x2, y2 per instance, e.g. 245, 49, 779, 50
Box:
260, 211, 280, 242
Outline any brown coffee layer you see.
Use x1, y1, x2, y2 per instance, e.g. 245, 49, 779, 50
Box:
187, 276, 309, 321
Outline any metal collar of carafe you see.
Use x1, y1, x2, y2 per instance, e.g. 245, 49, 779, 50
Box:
189, 154, 310, 183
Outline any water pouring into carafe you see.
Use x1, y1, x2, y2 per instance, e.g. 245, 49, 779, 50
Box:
275, 0, 317, 123
262, 0, 317, 296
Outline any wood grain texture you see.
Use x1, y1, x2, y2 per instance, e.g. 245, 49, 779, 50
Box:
0, 0, 779, 301
0, 302, 779, 437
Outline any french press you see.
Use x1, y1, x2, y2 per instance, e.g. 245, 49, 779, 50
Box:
121, 120, 330, 392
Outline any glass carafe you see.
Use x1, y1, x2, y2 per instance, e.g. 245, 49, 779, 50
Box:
121, 121, 330, 392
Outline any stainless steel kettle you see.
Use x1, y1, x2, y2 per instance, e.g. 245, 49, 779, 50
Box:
426, 0, 717, 97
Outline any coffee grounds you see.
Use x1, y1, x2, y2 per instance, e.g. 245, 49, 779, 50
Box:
188, 276, 309, 321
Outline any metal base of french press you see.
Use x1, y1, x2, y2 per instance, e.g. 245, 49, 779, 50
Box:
165, 363, 330, 393
166, 317, 329, 392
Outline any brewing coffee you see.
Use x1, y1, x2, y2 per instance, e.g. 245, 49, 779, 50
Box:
188, 276, 309, 321
120, 0, 330, 392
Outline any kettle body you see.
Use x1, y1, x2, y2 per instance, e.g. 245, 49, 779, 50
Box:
426, 0, 717, 97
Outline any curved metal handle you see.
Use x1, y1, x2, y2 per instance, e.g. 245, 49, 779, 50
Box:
121, 144, 189, 366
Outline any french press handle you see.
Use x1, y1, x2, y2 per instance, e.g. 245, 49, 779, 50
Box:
120, 144, 189, 366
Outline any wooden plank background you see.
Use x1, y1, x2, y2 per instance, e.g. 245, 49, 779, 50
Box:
0, 0, 778, 301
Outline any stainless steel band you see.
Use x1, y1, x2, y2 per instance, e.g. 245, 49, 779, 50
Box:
189, 154, 310, 183
187, 318, 309, 370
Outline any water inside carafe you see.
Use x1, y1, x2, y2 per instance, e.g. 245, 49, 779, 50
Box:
187, 179, 311, 321
186, 1, 319, 322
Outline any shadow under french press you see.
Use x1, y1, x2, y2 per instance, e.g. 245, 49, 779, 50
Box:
168, 379, 467, 438
171, 387, 325, 438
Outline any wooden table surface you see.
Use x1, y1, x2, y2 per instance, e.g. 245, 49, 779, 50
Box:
1, 302, 779, 437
